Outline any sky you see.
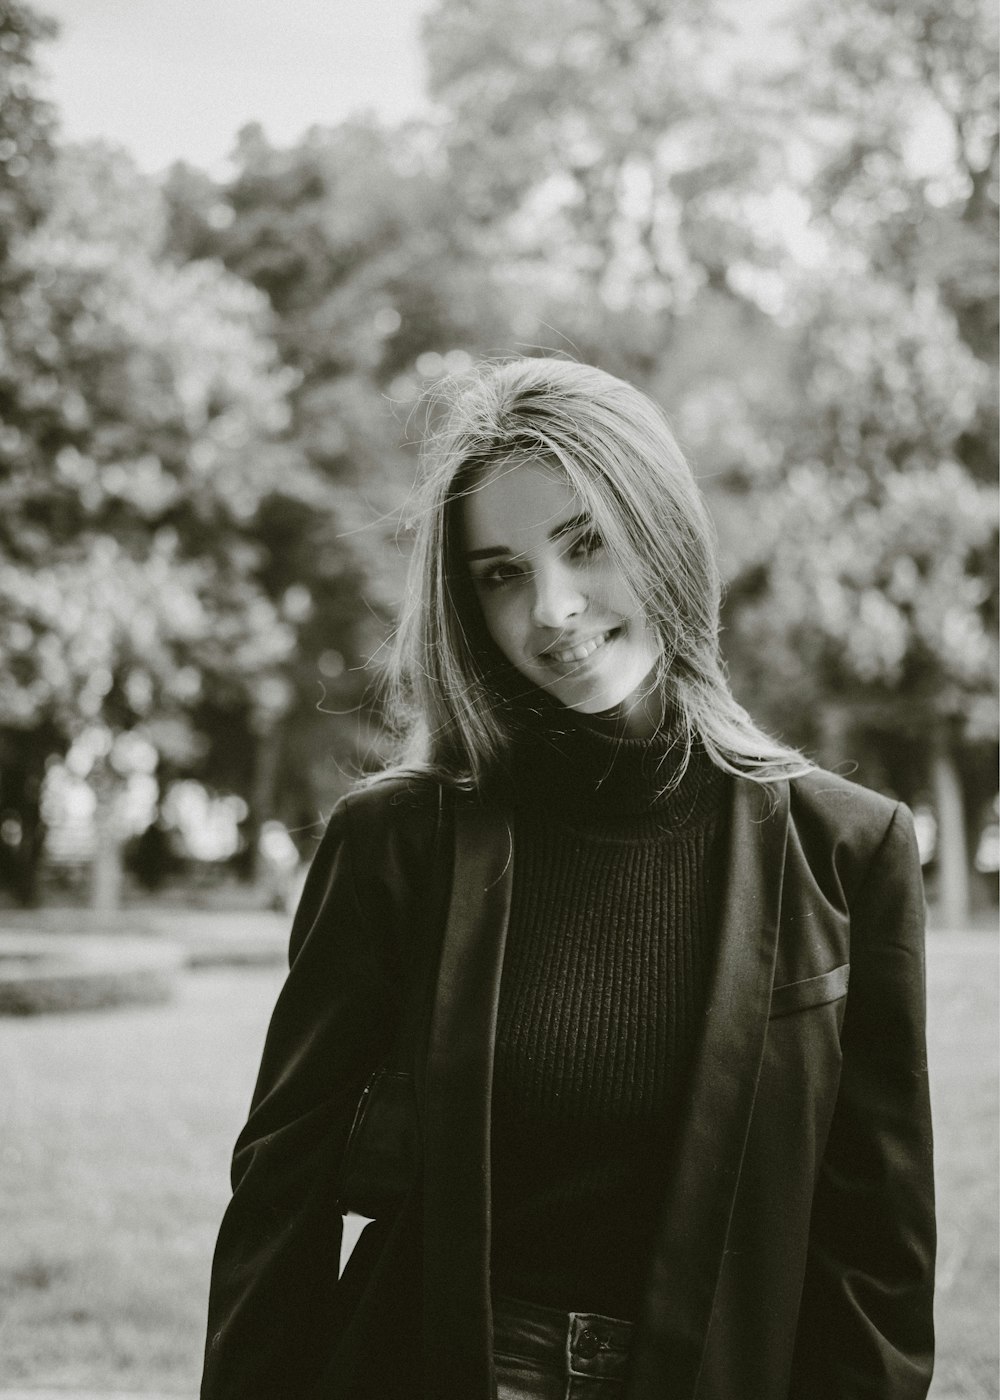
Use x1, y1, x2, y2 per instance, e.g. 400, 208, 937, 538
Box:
36, 0, 434, 176
35, 0, 810, 179
28, 1, 955, 296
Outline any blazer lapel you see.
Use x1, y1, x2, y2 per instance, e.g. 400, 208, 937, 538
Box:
628, 777, 790, 1399
420, 798, 513, 1400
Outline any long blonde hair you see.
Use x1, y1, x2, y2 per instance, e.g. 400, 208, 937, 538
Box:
380, 356, 810, 791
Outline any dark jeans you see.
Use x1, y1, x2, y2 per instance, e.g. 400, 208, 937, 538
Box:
493, 1294, 634, 1400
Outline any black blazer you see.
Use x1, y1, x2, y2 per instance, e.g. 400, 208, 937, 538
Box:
201, 768, 935, 1400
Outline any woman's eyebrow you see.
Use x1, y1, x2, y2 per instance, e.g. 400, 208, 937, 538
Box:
465, 544, 509, 562
465, 513, 592, 562
549, 512, 591, 541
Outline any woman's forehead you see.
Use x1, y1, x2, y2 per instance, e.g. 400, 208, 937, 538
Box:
461, 457, 591, 550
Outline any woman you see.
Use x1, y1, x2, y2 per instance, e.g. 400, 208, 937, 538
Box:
202, 358, 935, 1400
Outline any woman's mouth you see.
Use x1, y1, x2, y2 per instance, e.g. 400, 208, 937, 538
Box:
541, 628, 619, 666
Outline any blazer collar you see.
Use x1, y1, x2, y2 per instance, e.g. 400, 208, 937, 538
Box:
627, 777, 790, 1397
420, 798, 513, 1400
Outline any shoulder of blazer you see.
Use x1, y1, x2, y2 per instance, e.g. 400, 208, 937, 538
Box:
786, 766, 907, 910
324, 775, 458, 974
297, 773, 444, 884
340, 771, 446, 837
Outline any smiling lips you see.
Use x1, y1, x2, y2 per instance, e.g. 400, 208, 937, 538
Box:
540, 628, 618, 666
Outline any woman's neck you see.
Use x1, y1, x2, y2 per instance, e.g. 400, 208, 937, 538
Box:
495, 680, 723, 828
568, 663, 666, 741
577, 691, 666, 741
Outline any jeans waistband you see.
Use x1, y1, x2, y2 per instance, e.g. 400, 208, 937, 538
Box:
493, 1294, 634, 1379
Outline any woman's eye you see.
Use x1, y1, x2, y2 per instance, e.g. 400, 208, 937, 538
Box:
475, 563, 522, 589
572, 528, 604, 558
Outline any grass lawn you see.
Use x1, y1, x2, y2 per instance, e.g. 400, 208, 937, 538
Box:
0, 964, 285, 1392
925, 933, 999, 1400
0, 931, 996, 1396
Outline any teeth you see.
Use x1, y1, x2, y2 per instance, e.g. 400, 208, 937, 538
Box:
547, 631, 611, 664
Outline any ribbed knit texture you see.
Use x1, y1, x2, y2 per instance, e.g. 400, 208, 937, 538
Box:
489, 696, 730, 1319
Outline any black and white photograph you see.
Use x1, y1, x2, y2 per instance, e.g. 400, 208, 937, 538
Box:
0, 1, 997, 1397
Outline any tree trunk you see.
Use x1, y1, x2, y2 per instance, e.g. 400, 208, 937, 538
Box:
930, 735, 970, 929
240, 725, 282, 885
90, 779, 125, 915
0, 727, 58, 907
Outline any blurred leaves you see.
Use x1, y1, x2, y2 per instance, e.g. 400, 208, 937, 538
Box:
0, 0, 996, 902
721, 0, 998, 762
0, 143, 301, 785
0, 0, 56, 261
732, 460, 997, 716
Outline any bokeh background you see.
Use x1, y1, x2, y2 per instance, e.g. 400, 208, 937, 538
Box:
0, 0, 996, 1395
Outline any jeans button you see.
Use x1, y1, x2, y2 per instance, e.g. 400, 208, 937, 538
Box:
577, 1327, 601, 1359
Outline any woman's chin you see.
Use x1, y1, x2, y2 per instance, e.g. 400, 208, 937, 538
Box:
544, 681, 665, 739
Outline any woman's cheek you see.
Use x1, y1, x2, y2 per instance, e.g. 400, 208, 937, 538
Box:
498, 606, 525, 662
480, 594, 515, 658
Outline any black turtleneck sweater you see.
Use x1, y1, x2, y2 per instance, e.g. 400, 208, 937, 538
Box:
489, 698, 731, 1319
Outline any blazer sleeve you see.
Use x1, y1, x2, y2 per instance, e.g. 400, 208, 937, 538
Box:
789, 801, 936, 1398
201, 796, 406, 1400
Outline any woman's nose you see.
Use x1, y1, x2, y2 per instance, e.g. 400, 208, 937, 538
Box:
530, 563, 586, 630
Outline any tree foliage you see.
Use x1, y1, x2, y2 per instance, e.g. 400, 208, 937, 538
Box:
1, 0, 994, 915
726, 0, 999, 743
779, 0, 999, 466
713, 0, 998, 919
0, 143, 303, 880
425, 0, 748, 293
0, 0, 56, 260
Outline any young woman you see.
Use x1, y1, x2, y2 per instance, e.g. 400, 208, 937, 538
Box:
202, 358, 935, 1400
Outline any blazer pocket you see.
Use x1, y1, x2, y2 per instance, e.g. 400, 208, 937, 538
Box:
769, 963, 850, 1020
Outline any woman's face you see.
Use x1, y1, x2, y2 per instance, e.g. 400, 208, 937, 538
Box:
462, 459, 663, 737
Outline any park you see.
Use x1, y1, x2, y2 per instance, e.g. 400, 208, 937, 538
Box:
0, 0, 996, 1394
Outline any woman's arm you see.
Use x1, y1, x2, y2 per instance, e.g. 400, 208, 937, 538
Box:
789, 802, 936, 1398
201, 797, 405, 1399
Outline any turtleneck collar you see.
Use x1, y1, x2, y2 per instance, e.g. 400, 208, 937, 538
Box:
496, 683, 727, 832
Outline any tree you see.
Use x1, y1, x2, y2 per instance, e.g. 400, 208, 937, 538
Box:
423, 0, 807, 382
776, 0, 999, 470
0, 143, 303, 906
732, 279, 997, 924
723, 0, 999, 922
0, 0, 56, 262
